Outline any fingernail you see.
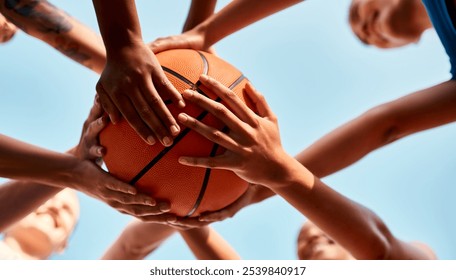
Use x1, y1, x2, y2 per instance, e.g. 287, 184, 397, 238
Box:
109, 115, 116, 124
162, 136, 172, 146
167, 216, 177, 223
200, 74, 209, 81
97, 147, 103, 155
147, 136, 156, 145
178, 157, 188, 164
159, 202, 170, 211
128, 188, 137, 195
170, 125, 180, 136
182, 90, 193, 98
178, 100, 186, 108
177, 114, 187, 122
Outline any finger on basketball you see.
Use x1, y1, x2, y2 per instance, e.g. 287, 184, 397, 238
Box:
199, 74, 255, 124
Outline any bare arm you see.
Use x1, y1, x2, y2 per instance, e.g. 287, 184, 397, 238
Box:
194, 80, 456, 225
271, 163, 434, 259
296, 80, 456, 178
200, 0, 303, 47
92, 0, 183, 147
101, 220, 176, 260
0, 0, 105, 73
0, 100, 173, 228
182, 0, 218, 32
0, 134, 90, 188
150, 0, 303, 53
176, 75, 436, 260
179, 226, 240, 260
0, 180, 60, 232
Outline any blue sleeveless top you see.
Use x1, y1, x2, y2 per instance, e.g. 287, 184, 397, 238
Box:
422, 0, 456, 79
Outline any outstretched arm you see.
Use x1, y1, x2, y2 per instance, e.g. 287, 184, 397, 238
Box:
176, 75, 436, 260
296, 80, 456, 178
188, 79, 456, 226
150, 0, 303, 53
180, 226, 240, 260
92, 0, 184, 147
101, 220, 240, 260
0, 99, 171, 229
101, 220, 176, 260
0, 180, 60, 232
182, 0, 218, 32
0, 0, 105, 73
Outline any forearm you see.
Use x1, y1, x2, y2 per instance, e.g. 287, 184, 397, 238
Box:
101, 220, 176, 260
296, 81, 456, 178
183, 0, 217, 32
295, 110, 392, 178
0, 180, 60, 232
269, 156, 394, 260
179, 226, 240, 260
0, 146, 83, 232
0, 134, 81, 189
196, 0, 303, 48
0, 0, 106, 73
92, 0, 143, 55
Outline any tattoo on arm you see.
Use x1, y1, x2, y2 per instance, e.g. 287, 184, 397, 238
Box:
3, 0, 94, 66
4, 0, 72, 33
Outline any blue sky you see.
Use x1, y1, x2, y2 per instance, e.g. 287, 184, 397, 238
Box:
1, 0, 456, 260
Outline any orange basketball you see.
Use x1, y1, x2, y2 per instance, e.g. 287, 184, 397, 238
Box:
99, 49, 250, 217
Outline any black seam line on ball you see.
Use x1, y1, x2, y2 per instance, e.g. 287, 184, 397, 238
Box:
197, 51, 209, 75
182, 74, 245, 216
129, 74, 246, 185
163, 51, 208, 105
129, 75, 246, 215
184, 125, 229, 218
128, 106, 216, 185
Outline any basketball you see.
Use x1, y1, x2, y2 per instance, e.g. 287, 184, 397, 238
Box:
99, 49, 250, 217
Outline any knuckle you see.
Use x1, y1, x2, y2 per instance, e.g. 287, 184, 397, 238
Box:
206, 158, 216, 168
186, 118, 197, 129
159, 77, 171, 87
210, 130, 223, 141
214, 104, 227, 117
149, 95, 161, 106
138, 105, 152, 116
251, 118, 261, 128
225, 90, 237, 100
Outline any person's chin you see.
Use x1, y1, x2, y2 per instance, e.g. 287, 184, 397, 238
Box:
301, 244, 331, 260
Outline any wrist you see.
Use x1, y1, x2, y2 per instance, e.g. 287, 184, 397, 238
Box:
52, 155, 84, 189
250, 184, 276, 204
265, 154, 315, 191
104, 33, 144, 57
193, 21, 213, 50
66, 146, 77, 156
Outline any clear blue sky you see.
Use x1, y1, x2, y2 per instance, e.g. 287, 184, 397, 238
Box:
1, 0, 456, 260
